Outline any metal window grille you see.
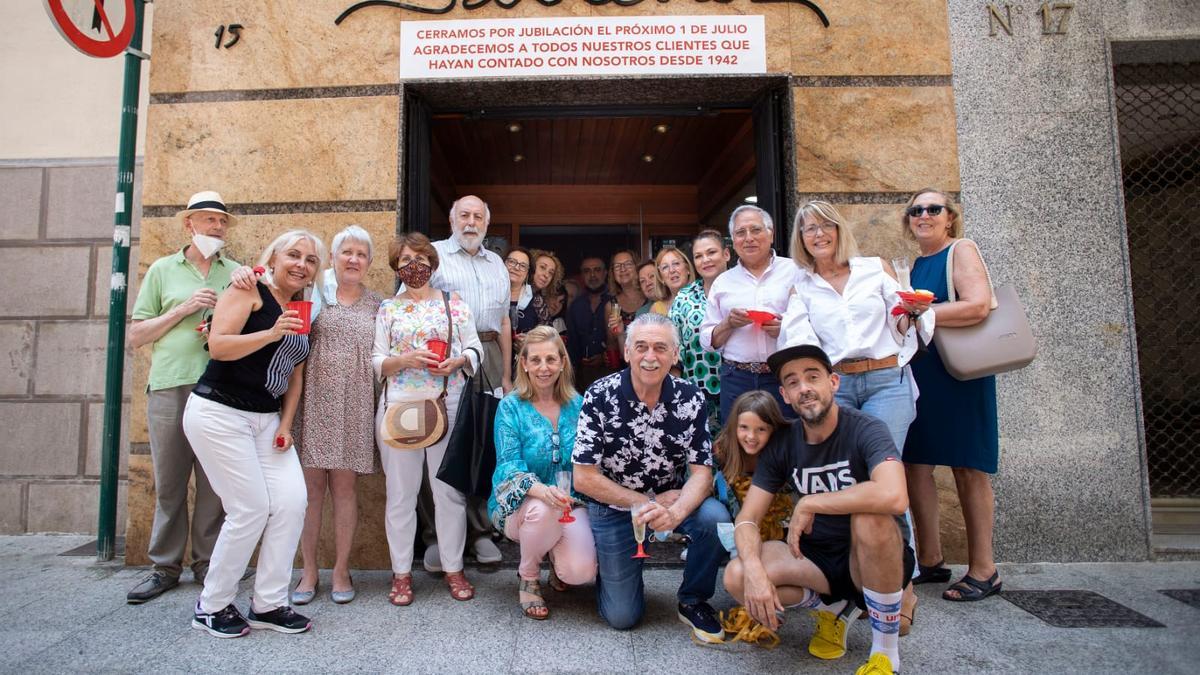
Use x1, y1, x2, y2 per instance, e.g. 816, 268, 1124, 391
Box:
1115, 61, 1200, 498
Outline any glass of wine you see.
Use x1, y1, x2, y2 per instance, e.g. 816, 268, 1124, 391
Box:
891, 257, 913, 291
556, 470, 575, 524
630, 502, 650, 559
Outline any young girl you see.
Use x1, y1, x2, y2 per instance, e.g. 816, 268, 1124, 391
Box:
713, 391, 793, 544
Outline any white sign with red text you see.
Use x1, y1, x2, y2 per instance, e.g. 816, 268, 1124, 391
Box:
400, 15, 766, 80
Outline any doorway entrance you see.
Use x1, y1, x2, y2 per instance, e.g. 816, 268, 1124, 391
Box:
399, 75, 792, 272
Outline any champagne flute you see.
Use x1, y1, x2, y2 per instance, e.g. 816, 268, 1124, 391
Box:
891, 257, 913, 291
556, 470, 576, 524
630, 502, 650, 559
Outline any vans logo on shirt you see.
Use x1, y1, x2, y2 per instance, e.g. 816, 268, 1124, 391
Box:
792, 460, 855, 494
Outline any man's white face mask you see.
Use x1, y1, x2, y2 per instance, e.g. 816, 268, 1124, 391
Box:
192, 233, 225, 259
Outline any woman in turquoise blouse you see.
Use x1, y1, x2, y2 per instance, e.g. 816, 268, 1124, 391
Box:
489, 325, 596, 620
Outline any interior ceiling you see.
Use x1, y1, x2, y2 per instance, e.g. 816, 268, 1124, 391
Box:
431, 111, 752, 186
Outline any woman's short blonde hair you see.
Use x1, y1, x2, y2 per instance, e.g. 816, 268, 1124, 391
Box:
790, 201, 860, 270
654, 247, 695, 293
258, 229, 329, 300
513, 325, 577, 404
901, 187, 963, 240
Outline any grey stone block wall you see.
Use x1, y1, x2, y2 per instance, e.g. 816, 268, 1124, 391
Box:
947, 0, 1200, 561
0, 159, 137, 534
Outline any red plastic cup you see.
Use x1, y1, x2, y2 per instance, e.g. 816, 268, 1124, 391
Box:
286, 300, 313, 335
426, 338, 450, 366
745, 309, 778, 325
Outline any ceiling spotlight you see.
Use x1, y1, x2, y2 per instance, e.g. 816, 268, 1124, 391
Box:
513, 154, 524, 162
654, 124, 670, 134
508, 123, 522, 133
642, 154, 654, 163
743, 195, 758, 204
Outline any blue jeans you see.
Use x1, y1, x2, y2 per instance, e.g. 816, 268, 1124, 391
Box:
719, 366, 795, 424
589, 497, 731, 630
833, 366, 916, 453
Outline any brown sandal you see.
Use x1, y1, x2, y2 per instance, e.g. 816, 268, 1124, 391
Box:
388, 574, 413, 606
548, 564, 567, 592
900, 585, 917, 636
445, 571, 475, 601
519, 578, 549, 620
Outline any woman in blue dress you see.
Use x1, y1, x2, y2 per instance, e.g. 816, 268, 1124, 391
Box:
901, 188, 1002, 602
490, 325, 596, 620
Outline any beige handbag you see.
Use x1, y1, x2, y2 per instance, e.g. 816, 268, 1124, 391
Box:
932, 239, 1037, 381
379, 292, 452, 450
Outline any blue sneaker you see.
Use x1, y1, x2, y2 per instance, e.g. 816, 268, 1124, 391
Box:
678, 601, 724, 643
246, 605, 313, 634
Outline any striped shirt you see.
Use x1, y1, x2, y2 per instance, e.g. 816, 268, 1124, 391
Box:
430, 238, 509, 334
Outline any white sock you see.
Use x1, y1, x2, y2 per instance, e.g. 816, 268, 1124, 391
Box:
785, 587, 824, 610
863, 588, 902, 671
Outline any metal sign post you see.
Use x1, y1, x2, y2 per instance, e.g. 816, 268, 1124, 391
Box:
45, 0, 147, 562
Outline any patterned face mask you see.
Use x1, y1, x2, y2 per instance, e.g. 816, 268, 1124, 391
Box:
397, 260, 432, 289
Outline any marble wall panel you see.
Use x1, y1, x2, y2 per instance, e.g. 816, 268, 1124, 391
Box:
793, 86, 961, 194
789, 0, 953, 77
148, 1, 402, 93
142, 96, 400, 207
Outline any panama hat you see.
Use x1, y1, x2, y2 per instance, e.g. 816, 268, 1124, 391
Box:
176, 191, 237, 227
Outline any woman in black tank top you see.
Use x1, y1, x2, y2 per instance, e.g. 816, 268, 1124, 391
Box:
182, 229, 326, 638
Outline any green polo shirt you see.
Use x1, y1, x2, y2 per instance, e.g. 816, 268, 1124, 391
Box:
131, 249, 239, 391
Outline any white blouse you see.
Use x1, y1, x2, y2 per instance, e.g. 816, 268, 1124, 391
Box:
779, 257, 934, 365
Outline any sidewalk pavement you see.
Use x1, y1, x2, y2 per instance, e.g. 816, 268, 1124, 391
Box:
2, 534, 1198, 673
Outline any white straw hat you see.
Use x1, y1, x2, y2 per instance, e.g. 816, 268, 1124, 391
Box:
176, 191, 237, 227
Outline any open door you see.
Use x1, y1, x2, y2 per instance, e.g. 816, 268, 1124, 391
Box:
753, 86, 790, 252
403, 90, 432, 235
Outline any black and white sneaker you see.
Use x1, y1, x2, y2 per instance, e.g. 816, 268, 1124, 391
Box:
247, 605, 313, 634
678, 601, 725, 643
192, 602, 250, 638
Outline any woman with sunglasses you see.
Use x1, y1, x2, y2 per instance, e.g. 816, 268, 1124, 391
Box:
490, 326, 595, 620
898, 188, 1002, 604
779, 200, 933, 633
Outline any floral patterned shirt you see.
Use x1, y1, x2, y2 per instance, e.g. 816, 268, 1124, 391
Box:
572, 369, 712, 505
371, 292, 481, 401
669, 280, 722, 396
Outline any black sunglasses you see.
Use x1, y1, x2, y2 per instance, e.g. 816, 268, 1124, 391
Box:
906, 204, 946, 218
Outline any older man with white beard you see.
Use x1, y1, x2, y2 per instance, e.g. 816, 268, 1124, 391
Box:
572, 313, 731, 642
419, 194, 512, 567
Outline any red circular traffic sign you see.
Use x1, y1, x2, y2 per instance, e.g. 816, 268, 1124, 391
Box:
44, 0, 136, 58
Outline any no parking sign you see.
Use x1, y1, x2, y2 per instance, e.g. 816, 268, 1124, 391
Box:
43, 0, 136, 58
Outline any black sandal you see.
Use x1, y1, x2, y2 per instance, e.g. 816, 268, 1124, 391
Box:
943, 571, 1002, 602
912, 559, 951, 585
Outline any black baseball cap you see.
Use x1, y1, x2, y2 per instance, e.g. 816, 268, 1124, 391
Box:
767, 344, 833, 377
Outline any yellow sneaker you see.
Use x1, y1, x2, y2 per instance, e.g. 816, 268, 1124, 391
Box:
808, 609, 849, 660
854, 652, 895, 675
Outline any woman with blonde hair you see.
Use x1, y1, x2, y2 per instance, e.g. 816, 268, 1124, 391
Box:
652, 246, 695, 315
182, 229, 326, 638
898, 188, 1002, 604
635, 260, 663, 316
490, 325, 596, 620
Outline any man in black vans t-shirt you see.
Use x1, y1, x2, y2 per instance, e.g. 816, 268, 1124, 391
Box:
722, 344, 912, 675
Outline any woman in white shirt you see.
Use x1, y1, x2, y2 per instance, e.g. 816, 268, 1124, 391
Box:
780, 200, 933, 633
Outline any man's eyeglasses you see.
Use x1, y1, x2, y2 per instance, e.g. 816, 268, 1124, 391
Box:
732, 225, 767, 240
906, 204, 946, 218
505, 258, 529, 272
800, 222, 837, 237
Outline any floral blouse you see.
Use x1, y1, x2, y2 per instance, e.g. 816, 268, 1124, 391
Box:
669, 280, 721, 397
488, 392, 584, 531
371, 292, 481, 402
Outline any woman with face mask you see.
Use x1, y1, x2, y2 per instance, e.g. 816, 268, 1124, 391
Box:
373, 232, 483, 607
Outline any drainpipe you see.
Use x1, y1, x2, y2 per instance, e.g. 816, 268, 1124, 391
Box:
98, 0, 148, 562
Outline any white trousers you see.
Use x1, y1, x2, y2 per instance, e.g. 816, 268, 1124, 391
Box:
377, 389, 467, 575
183, 394, 307, 614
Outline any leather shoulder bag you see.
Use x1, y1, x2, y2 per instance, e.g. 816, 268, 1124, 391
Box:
379, 292, 452, 450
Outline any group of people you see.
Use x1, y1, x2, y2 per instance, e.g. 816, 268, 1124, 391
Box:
127, 187, 1002, 675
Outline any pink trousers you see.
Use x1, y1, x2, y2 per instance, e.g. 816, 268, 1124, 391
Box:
504, 496, 597, 584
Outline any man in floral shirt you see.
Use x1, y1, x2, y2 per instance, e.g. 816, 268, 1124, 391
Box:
572, 313, 732, 642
